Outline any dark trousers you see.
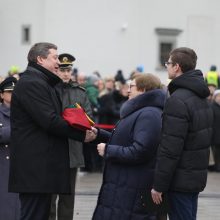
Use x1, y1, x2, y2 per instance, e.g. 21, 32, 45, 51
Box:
168, 192, 198, 220
19, 193, 52, 220
49, 168, 77, 220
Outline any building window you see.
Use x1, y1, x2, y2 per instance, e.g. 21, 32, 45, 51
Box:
160, 42, 173, 67
155, 28, 182, 69
22, 25, 31, 44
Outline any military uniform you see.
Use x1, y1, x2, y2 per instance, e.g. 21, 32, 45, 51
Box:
0, 77, 20, 220
49, 53, 93, 220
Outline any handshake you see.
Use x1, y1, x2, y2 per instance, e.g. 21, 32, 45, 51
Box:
84, 127, 98, 142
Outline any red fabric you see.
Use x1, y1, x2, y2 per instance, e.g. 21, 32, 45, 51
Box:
95, 124, 115, 130
62, 108, 91, 131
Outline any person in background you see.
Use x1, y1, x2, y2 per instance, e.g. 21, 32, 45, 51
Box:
151, 47, 213, 220
207, 83, 216, 101
84, 74, 100, 122
98, 82, 128, 125
72, 67, 78, 81
8, 65, 21, 80
77, 72, 87, 87
205, 65, 220, 89
114, 69, 126, 84
0, 77, 20, 220
207, 83, 217, 171
92, 73, 166, 220
8, 42, 96, 220
211, 89, 220, 172
49, 53, 93, 220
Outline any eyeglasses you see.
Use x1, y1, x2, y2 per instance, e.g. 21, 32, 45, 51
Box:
164, 61, 174, 67
128, 84, 136, 89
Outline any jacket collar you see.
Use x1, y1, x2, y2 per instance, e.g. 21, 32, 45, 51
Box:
0, 103, 10, 117
28, 62, 61, 87
120, 89, 166, 118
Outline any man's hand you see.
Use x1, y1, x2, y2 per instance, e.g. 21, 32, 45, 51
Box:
84, 129, 97, 142
151, 188, 163, 204
97, 143, 106, 157
91, 126, 98, 135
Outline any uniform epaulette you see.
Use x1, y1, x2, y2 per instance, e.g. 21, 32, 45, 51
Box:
78, 85, 86, 91
71, 82, 86, 91
70, 81, 86, 91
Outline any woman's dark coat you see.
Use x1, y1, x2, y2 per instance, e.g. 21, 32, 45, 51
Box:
0, 104, 20, 219
8, 62, 85, 194
154, 70, 213, 193
92, 89, 166, 220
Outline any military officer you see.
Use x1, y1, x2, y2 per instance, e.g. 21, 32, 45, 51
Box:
0, 76, 20, 220
49, 53, 93, 220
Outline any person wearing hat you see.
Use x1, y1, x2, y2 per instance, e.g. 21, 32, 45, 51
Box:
49, 53, 93, 220
0, 76, 20, 220
205, 65, 220, 89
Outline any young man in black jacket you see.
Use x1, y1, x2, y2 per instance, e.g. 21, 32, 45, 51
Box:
151, 47, 213, 220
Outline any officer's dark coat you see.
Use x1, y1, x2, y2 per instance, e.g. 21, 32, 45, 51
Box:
0, 104, 20, 219
8, 62, 85, 193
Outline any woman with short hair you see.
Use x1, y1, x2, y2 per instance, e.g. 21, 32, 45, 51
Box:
92, 73, 167, 220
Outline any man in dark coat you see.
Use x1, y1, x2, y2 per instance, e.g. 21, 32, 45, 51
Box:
151, 47, 213, 220
8, 42, 96, 220
49, 53, 93, 220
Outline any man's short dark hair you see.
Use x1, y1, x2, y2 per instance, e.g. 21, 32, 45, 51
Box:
27, 42, 57, 63
170, 47, 197, 73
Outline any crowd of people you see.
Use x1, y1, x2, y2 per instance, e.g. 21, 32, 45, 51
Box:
0, 43, 218, 220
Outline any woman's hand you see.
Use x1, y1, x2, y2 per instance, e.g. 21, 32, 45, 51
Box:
97, 143, 106, 157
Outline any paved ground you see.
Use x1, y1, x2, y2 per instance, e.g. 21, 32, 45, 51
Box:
73, 171, 220, 220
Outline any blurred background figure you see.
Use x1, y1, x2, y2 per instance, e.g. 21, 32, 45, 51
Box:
0, 76, 20, 220
8, 65, 20, 80
136, 64, 144, 73
77, 72, 87, 87
114, 69, 126, 84
93, 71, 101, 79
205, 65, 220, 89
72, 67, 78, 82
82, 74, 101, 172
84, 74, 100, 121
207, 84, 217, 101
98, 82, 128, 125
211, 89, 220, 172
101, 76, 115, 96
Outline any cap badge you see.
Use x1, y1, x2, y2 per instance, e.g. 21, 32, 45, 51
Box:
63, 57, 68, 63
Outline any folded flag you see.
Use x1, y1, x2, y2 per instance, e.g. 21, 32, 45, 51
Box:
62, 103, 94, 131
75, 103, 95, 126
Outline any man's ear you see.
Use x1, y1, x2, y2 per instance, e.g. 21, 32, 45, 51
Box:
175, 63, 182, 73
36, 56, 44, 65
